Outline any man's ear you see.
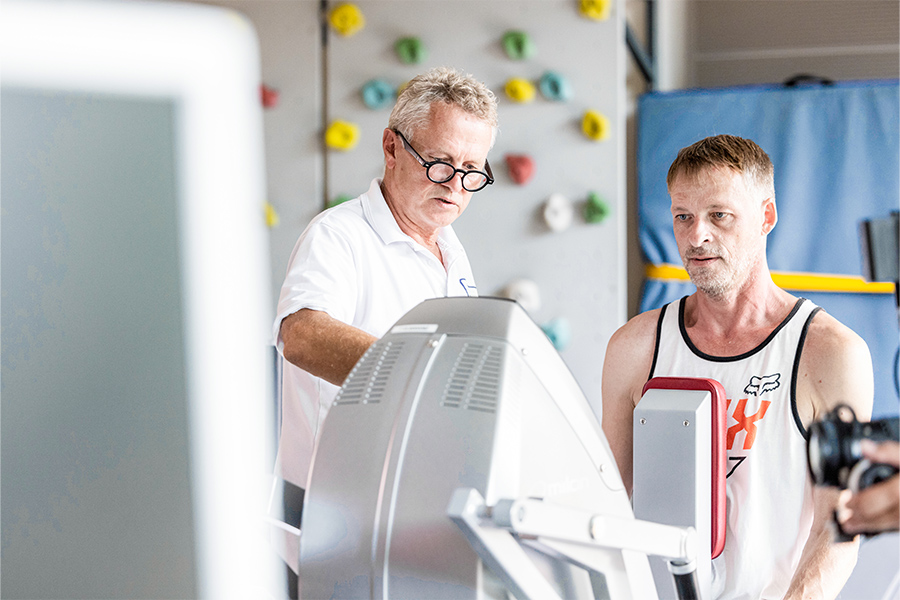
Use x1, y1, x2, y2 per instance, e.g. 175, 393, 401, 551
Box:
762, 197, 777, 234
383, 128, 398, 169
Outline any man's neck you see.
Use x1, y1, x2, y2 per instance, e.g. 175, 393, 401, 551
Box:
684, 274, 797, 356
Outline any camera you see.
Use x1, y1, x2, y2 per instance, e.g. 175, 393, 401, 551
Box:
807, 404, 899, 492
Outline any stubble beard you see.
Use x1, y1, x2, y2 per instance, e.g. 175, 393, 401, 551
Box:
683, 245, 757, 300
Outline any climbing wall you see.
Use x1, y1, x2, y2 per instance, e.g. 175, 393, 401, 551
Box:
323, 0, 626, 412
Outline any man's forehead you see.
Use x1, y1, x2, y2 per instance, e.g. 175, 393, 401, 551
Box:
415, 119, 492, 160
671, 166, 760, 199
670, 164, 743, 187
669, 168, 760, 209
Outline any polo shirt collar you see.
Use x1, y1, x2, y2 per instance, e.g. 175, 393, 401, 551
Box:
363, 178, 408, 245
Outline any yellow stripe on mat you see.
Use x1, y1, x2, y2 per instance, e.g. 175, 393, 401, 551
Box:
645, 263, 896, 294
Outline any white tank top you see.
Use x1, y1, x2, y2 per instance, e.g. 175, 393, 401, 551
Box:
649, 296, 820, 600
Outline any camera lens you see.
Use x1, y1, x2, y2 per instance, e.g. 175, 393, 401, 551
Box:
808, 418, 846, 486
807, 430, 824, 483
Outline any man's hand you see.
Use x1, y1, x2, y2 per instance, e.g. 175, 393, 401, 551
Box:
838, 440, 900, 535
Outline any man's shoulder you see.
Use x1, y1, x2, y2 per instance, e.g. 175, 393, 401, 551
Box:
604, 307, 665, 370
610, 306, 665, 346
313, 197, 365, 225
602, 307, 667, 409
799, 307, 874, 421
802, 308, 872, 382
805, 308, 869, 355
301, 198, 370, 240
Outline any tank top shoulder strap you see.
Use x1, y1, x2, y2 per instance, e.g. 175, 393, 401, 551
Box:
788, 298, 822, 437
648, 297, 684, 379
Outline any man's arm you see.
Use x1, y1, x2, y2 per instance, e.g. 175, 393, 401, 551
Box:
785, 311, 874, 599
280, 308, 377, 387
784, 484, 858, 600
601, 309, 660, 495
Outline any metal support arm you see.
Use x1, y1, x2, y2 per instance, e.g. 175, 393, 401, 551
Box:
448, 488, 702, 600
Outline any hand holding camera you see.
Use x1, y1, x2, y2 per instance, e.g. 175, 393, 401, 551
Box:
807, 405, 900, 539
838, 439, 899, 535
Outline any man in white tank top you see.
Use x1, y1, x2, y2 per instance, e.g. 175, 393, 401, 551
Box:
601, 135, 873, 599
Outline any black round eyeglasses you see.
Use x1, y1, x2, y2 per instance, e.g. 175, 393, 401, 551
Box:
394, 129, 494, 193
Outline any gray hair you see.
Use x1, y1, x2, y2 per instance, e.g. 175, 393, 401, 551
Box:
388, 66, 498, 147
667, 134, 775, 198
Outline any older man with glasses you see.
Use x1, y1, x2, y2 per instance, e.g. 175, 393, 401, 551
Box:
269, 66, 498, 593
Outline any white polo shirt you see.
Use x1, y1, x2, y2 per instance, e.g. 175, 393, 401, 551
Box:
273, 178, 477, 490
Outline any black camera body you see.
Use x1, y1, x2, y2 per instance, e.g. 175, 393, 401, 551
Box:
807, 405, 899, 492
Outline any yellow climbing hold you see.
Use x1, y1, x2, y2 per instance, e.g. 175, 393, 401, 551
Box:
505, 78, 536, 103
325, 120, 361, 151
264, 202, 279, 228
579, 0, 611, 21
582, 109, 610, 141
329, 3, 365, 37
